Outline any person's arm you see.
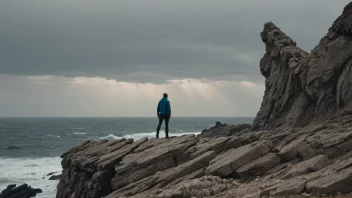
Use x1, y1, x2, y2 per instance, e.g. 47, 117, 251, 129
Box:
167, 101, 171, 118
157, 102, 160, 117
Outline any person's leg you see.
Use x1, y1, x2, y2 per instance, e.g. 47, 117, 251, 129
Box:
156, 117, 163, 138
165, 117, 169, 138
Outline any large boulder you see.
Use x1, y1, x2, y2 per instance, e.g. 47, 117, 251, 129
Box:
201, 122, 251, 138
305, 158, 352, 195
306, 166, 352, 194
205, 141, 271, 177
278, 134, 315, 162
282, 155, 328, 179
0, 184, 42, 198
236, 152, 281, 178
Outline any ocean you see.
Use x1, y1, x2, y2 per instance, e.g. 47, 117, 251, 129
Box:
0, 117, 253, 198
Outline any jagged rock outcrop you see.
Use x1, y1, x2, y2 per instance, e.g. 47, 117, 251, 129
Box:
57, 137, 149, 198
201, 122, 251, 138
0, 184, 42, 198
45, 171, 62, 180
56, 2, 352, 198
56, 135, 243, 198
253, 2, 352, 130
56, 112, 352, 198
49, 174, 62, 180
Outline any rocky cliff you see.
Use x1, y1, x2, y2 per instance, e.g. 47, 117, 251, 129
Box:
253, 3, 352, 130
57, 2, 352, 198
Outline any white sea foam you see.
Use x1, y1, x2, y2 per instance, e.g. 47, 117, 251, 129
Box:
99, 134, 120, 140
73, 132, 87, 135
0, 131, 201, 198
70, 127, 86, 130
48, 135, 60, 138
0, 157, 62, 198
99, 131, 201, 140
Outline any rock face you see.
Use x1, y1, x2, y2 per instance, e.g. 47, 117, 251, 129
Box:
57, 137, 149, 198
56, 2, 352, 198
0, 184, 42, 198
56, 114, 352, 198
200, 122, 251, 138
253, 2, 352, 130
56, 135, 243, 198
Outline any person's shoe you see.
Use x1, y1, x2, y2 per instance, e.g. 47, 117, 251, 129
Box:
165, 135, 169, 139
156, 134, 159, 138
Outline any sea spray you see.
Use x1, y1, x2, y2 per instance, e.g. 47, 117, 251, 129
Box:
0, 157, 61, 198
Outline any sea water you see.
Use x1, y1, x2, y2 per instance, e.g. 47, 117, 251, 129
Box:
0, 117, 253, 198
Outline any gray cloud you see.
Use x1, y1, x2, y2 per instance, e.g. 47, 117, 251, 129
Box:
0, 75, 264, 117
0, 0, 350, 83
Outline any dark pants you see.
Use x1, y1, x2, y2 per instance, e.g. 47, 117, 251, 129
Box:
156, 114, 170, 138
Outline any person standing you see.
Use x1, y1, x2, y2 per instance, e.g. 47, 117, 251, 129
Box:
156, 93, 171, 138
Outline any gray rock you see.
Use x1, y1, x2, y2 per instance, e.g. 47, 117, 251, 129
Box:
107, 151, 217, 197
57, 138, 148, 198
201, 123, 251, 138
236, 153, 281, 178
0, 184, 42, 198
282, 155, 328, 179
272, 177, 308, 196
152, 176, 230, 198
205, 141, 271, 177
252, 2, 352, 130
47, 171, 60, 176
278, 135, 312, 162
48, 174, 62, 180
306, 159, 352, 194
111, 135, 198, 190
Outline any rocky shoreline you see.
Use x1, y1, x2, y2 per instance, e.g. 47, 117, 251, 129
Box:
55, 2, 352, 198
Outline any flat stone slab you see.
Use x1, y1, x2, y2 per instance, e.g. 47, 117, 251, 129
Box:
282, 155, 328, 179
205, 141, 271, 177
236, 152, 281, 178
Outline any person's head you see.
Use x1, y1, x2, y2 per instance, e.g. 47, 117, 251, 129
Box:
163, 93, 168, 98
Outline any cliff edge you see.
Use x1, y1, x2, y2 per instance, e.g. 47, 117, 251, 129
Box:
56, 2, 352, 198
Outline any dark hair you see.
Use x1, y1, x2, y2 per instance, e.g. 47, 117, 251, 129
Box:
163, 93, 168, 98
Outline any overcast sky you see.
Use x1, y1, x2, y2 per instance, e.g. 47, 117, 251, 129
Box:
0, 0, 349, 117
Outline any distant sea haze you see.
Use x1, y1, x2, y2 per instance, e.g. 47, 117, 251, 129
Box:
0, 117, 253, 198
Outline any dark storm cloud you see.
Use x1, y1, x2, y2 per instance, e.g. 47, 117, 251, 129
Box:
0, 0, 349, 83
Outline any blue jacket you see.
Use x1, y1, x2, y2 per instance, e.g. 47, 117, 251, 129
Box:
157, 97, 171, 116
